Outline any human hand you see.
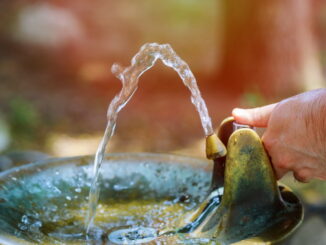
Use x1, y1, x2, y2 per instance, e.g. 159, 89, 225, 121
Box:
232, 89, 326, 182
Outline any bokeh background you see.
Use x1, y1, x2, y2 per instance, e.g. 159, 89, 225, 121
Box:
0, 0, 326, 243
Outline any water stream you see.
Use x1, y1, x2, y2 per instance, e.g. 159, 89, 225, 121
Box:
85, 43, 215, 237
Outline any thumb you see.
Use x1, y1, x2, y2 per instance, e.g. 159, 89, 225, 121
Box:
232, 103, 277, 127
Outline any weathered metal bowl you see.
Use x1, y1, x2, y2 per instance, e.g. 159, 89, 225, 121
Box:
0, 151, 303, 244
0, 153, 213, 244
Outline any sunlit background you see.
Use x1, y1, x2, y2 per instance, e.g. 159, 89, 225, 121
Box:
0, 1, 326, 243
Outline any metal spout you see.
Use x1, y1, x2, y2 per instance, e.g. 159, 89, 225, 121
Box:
205, 133, 227, 160
176, 117, 303, 244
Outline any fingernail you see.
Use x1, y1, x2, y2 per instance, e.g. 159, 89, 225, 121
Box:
233, 108, 249, 120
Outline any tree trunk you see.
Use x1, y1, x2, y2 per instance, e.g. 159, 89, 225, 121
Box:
217, 0, 324, 98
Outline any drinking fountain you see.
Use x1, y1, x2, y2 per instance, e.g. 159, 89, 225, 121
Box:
174, 117, 303, 244
0, 117, 303, 244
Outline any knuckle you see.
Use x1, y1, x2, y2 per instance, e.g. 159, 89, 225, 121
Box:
276, 160, 292, 170
275, 155, 293, 170
276, 99, 289, 110
294, 169, 312, 183
253, 107, 264, 122
262, 136, 274, 151
274, 168, 288, 180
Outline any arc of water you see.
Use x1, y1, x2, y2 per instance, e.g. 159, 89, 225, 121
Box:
85, 43, 215, 234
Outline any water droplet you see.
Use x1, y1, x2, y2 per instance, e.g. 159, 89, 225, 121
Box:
48, 204, 57, 212
21, 215, 29, 224
113, 184, 128, 191
18, 224, 28, 231
109, 227, 157, 244
30, 221, 42, 232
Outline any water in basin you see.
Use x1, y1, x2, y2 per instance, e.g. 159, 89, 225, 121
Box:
0, 154, 215, 244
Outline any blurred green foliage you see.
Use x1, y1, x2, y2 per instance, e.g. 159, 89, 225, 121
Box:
241, 90, 266, 108
8, 97, 43, 150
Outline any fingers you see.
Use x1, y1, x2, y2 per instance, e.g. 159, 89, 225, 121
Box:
232, 103, 277, 127
293, 169, 313, 183
274, 167, 289, 180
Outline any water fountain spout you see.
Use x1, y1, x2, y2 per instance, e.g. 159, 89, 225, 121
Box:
175, 117, 303, 244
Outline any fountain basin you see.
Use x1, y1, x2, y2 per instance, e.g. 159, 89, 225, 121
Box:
0, 153, 214, 244
0, 153, 302, 244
